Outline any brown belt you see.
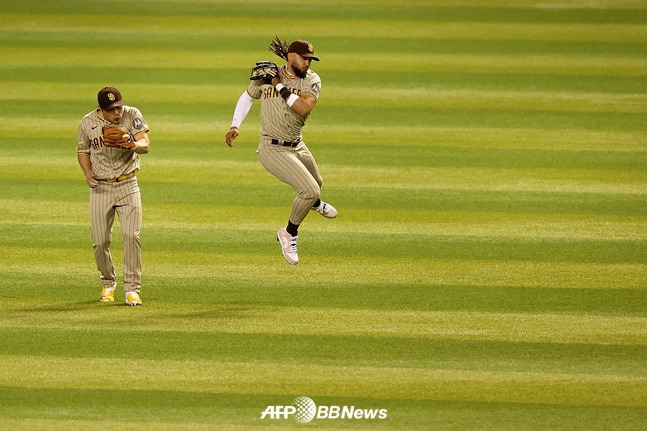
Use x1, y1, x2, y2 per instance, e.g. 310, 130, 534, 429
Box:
99, 171, 136, 183
270, 138, 300, 147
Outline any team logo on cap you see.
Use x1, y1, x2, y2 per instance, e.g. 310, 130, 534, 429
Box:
108, 93, 116, 101
307, 43, 314, 53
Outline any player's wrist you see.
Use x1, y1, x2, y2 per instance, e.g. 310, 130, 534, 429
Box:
275, 83, 292, 101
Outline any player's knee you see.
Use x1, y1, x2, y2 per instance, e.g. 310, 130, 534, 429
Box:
121, 230, 140, 244
300, 185, 320, 203
92, 238, 111, 251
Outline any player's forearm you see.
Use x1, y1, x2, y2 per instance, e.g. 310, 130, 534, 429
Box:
275, 83, 315, 117
289, 97, 315, 117
231, 91, 255, 128
133, 136, 149, 154
77, 153, 93, 176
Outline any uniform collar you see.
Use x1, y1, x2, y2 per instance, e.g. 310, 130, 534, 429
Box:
282, 66, 298, 79
95, 109, 109, 123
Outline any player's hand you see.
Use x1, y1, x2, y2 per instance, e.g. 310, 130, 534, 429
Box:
85, 174, 98, 188
225, 127, 239, 147
250, 61, 278, 85
103, 125, 136, 150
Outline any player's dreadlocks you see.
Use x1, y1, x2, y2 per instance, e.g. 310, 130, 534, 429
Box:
268, 36, 289, 60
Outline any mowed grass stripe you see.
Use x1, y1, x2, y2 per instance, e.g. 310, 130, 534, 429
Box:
3, 213, 647, 265
2, 323, 645, 374
3, 81, 646, 114
2, 11, 646, 43
3, 46, 645, 77
3, 201, 647, 240
0, 355, 644, 407
3, 178, 646, 215
4, 100, 643, 131
1, 272, 645, 316
0, 417, 295, 431
3, 222, 647, 263
4, 132, 647, 172
4, 31, 647, 59
3, 128, 645, 153
3, 156, 646, 191
2, 66, 644, 94
2, 0, 645, 22
1, 300, 645, 345
4, 91, 645, 128
3, 247, 646, 290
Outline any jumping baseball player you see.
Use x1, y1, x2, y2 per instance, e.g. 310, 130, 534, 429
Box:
225, 37, 337, 265
76, 87, 150, 305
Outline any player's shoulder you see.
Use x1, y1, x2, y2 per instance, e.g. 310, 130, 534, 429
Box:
79, 109, 100, 129
306, 69, 321, 84
304, 70, 322, 98
80, 109, 97, 121
122, 105, 142, 116
122, 105, 149, 132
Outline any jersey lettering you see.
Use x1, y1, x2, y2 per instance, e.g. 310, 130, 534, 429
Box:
91, 136, 104, 150
262, 86, 301, 100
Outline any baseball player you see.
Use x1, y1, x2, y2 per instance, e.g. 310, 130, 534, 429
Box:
76, 87, 150, 305
225, 38, 337, 265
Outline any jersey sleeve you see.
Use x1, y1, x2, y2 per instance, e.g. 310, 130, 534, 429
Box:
246, 80, 263, 99
128, 107, 149, 136
303, 71, 321, 99
76, 119, 91, 154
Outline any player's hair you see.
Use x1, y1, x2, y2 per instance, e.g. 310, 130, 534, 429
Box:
268, 36, 289, 60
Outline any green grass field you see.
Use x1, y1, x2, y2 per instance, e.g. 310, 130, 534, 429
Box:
1, 0, 646, 429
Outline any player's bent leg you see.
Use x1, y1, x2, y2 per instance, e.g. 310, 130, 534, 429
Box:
290, 181, 320, 225
258, 143, 320, 224
297, 144, 323, 188
298, 144, 337, 219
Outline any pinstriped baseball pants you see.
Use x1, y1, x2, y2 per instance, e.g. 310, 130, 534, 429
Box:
89, 178, 142, 292
257, 140, 323, 225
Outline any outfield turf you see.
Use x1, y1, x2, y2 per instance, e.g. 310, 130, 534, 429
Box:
0, 0, 646, 429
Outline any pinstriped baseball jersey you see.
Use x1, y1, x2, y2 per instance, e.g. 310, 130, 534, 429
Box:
76, 106, 149, 179
247, 67, 321, 142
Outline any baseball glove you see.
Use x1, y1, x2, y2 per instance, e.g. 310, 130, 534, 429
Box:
250, 61, 278, 84
268, 36, 289, 60
102, 125, 135, 150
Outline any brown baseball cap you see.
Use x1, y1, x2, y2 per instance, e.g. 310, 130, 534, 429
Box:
288, 40, 319, 61
98, 87, 124, 110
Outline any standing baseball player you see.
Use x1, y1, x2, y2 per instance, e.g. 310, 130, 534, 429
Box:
225, 37, 337, 265
76, 87, 150, 305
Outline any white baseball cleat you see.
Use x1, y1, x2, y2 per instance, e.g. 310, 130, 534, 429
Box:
277, 228, 299, 265
311, 201, 337, 218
